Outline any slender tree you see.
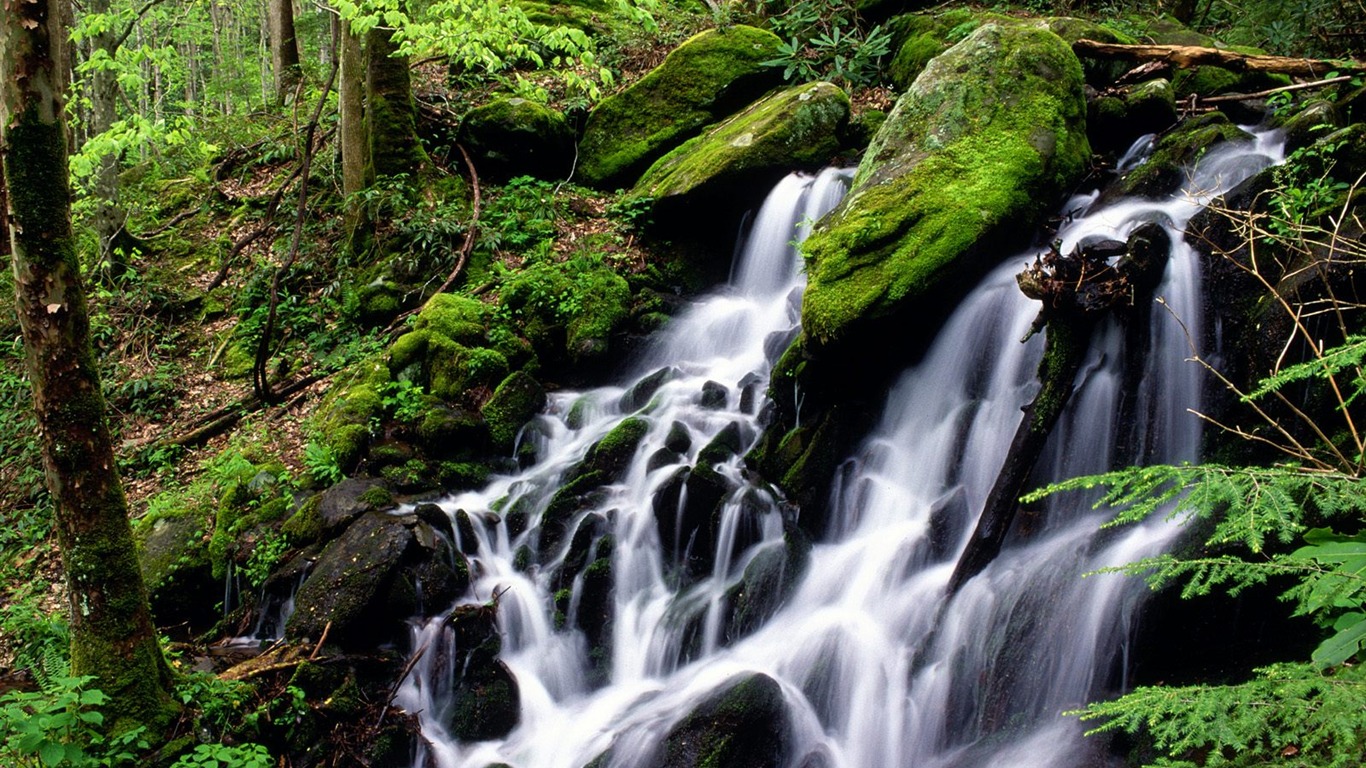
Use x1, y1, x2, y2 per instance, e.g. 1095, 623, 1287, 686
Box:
0, 0, 176, 730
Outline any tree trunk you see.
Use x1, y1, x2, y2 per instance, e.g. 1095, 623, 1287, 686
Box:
269, 0, 302, 103
0, 0, 175, 731
365, 17, 426, 181
339, 16, 367, 233
87, 0, 126, 281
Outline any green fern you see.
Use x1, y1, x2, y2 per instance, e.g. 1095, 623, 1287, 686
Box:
1242, 335, 1366, 406
1073, 663, 1366, 767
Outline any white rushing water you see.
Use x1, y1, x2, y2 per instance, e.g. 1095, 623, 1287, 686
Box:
395, 131, 1284, 768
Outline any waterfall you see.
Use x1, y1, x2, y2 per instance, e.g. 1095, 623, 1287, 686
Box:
397, 130, 1283, 768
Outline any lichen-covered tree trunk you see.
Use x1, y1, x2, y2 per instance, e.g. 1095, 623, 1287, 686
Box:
0, 0, 175, 730
270, 0, 302, 102
365, 18, 426, 182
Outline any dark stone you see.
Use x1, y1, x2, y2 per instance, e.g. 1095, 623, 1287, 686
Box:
620, 366, 679, 411
664, 420, 692, 454
317, 477, 390, 538
697, 421, 745, 467
653, 673, 791, 768
738, 372, 763, 415
288, 510, 470, 648
453, 509, 481, 555
724, 523, 811, 643
447, 604, 521, 741
414, 502, 454, 541
698, 380, 728, 409
458, 97, 575, 182
647, 447, 685, 473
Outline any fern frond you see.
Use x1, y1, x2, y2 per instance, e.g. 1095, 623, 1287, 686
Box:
1073, 663, 1366, 768
1243, 335, 1366, 404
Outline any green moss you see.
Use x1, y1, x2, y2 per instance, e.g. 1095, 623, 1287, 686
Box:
282, 494, 324, 544
633, 81, 850, 203
1115, 112, 1252, 197
1173, 65, 1290, 99
577, 25, 785, 188
500, 254, 632, 363
885, 8, 984, 89
415, 293, 490, 343
437, 461, 491, 489
388, 330, 431, 375
358, 485, 395, 508
482, 371, 548, 451
801, 23, 1089, 349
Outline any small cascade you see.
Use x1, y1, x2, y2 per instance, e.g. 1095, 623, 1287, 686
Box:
397, 129, 1283, 768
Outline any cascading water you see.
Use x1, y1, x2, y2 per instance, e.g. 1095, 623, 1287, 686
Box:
396, 130, 1283, 768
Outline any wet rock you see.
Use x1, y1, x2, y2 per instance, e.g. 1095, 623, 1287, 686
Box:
482, 370, 548, 454
414, 502, 455, 542
698, 380, 728, 410
453, 509, 481, 555
287, 510, 469, 648
632, 82, 850, 232
446, 603, 521, 741
317, 477, 391, 538
664, 420, 693, 454
621, 366, 679, 411
135, 509, 216, 632
653, 673, 791, 768
1088, 79, 1178, 156
1109, 111, 1254, 200
724, 522, 811, 643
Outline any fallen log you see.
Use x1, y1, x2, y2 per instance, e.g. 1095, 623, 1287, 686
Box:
1073, 39, 1364, 79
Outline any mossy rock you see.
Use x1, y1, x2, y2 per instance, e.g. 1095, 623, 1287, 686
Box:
801, 22, 1090, 353
1110, 111, 1253, 199
458, 97, 575, 181
884, 8, 999, 90
632, 82, 850, 228
1088, 79, 1178, 156
576, 25, 785, 189
482, 370, 548, 452
655, 673, 791, 768
354, 279, 405, 327
287, 510, 468, 648
1043, 16, 1137, 87
500, 255, 632, 364
1173, 65, 1290, 100
135, 509, 216, 630
414, 293, 491, 344
1125, 14, 1217, 46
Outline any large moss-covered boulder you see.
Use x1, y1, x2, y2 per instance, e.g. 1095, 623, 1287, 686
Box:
458, 97, 575, 182
884, 9, 996, 90
801, 22, 1090, 352
751, 23, 1089, 528
633, 81, 850, 228
482, 370, 548, 452
576, 25, 785, 189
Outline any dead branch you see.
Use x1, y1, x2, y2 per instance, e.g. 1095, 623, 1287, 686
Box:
1201, 74, 1355, 103
1073, 39, 1364, 78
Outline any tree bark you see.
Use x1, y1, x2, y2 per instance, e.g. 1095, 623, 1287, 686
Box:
269, 0, 302, 103
1073, 39, 1364, 78
339, 16, 367, 235
0, 0, 175, 730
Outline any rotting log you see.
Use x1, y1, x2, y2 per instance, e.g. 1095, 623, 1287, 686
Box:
1073, 40, 1365, 78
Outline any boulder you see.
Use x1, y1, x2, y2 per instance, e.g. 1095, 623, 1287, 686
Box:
457, 97, 575, 181
482, 370, 548, 452
135, 509, 216, 631
1088, 79, 1178, 156
800, 22, 1090, 352
653, 673, 791, 768
446, 603, 521, 741
632, 82, 850, 229
577, 26, 785, 189
287, 510, 469, 648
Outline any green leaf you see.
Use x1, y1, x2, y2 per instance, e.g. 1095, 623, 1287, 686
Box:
1313, 612, 1366, 668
